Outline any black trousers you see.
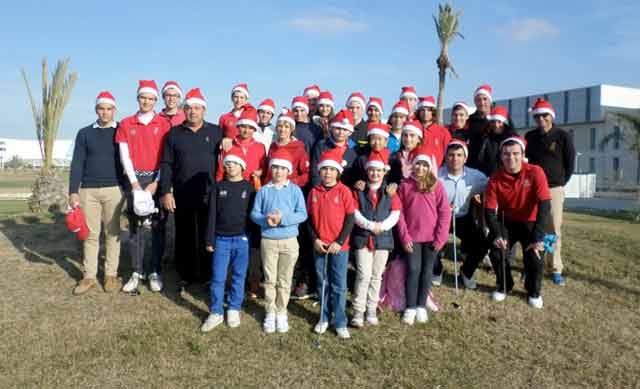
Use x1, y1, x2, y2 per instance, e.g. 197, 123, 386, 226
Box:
293, 220, 317, 291
174, 197, 210, 284
489, 220, 544, 298
406, 243, 436, 308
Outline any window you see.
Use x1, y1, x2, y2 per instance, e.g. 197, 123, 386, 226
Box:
590, 128, 597, 150
613, 126, 621, 150
613, 157, 621, 181
589, 158, 595, 173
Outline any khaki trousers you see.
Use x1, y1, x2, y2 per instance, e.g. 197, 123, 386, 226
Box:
261, 237, 299, 314
352, 248, 389, 314
545, 187, 565, 273
79, 186, 124, 278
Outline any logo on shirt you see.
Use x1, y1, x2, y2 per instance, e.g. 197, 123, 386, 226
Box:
305, 161, 310, 168
131, 128, 136, 136
334, 195, 340, 204
312, 195, 318, 203
205, 136, 210, 143
153, 127, 159, 135
549, 142, 556, 152
523, 179, 532, 188
219, 190, 228, 197
241, 190, 247, 199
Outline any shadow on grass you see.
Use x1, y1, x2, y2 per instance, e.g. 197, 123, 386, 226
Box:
566, 270, 640, 297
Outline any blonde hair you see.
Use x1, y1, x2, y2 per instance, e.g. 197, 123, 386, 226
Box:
414, 163, 437, 192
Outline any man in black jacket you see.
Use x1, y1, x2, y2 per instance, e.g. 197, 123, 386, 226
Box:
160, 88, 223, 289
525, 98, 575, 286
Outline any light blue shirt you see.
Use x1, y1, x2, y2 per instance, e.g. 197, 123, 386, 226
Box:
437, 166, 488, 217
250, 180, 308, 240
387, 131, 402, 154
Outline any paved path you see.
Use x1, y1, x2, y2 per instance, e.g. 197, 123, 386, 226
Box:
565, 197, 637, 211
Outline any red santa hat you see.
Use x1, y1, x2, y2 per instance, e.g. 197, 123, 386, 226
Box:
400, 86, 418, 100
487, 106, 509, 123
304, 84, 321, 99
402, 119, 423, 138
184, 88, 207, 107
410, 144, 439, 171
269, 147, 294, 173
365, 149, 390, 171
137, 80, 159, 98
391, 100, 410, 117
277, 108, 296, 128
366, 97, 384, 115
291, 96, 309, 112
367, 122, 390, 138
95, 91, 116, 108
417, 96, 436, 110
529, 98, 556, 119
446, 138, 469, 158
223, 147, 247, 170
235, 105, 259, 131
330, 109, 355, 132
66, 206, 89, 241
161, 81, 182, 97
500, 135, 527, 152
231, 83, 250, 99
346, 92, 366, 108
258, 98, 276, 115
317, 91, 335, 108
452, 101, 471, 115
474, 84, 493, 101
317, 147, 347, 173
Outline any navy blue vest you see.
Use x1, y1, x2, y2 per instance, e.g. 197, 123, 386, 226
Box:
351, 185, 394, 250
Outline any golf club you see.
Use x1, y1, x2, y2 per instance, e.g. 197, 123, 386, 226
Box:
501, 211, 507, 315
451, 210, 461, 310
313, 252, 329, 349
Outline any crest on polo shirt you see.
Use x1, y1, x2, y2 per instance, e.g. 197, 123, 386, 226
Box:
241, 190, 247, 199
549, 142, 556, 152
334, 195, 340, 204
220, 190, 228, 197
523, 179, 531, 188
205, 136, 210, 143
312, 194, 318, 203
153, 127, 159, 135
131, 128, 137, 136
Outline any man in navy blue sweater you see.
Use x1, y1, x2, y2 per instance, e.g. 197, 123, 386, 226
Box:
69, 91, 125, 295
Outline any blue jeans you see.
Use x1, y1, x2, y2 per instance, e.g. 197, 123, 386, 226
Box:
209, 235, 249, 315
314, 250, 349, 329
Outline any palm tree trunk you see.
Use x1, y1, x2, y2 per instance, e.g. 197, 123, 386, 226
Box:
436, 46, 448, 125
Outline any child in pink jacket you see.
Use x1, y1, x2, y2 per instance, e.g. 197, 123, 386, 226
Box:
396, 145, 451, 325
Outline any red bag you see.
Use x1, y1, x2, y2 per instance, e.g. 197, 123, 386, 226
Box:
378, 255, 407, 312
66, 207, 89, 241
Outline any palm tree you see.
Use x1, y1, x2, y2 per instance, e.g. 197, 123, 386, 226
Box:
21, 58, 78, 213
434, 3, 464, 124
600, 112, 640, 199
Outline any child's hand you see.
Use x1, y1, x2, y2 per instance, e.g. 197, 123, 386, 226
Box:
386, 183, 398, 196
372, 222, 383, 235
271, 209, 282, 225
266, 214, 278, 227
206, 245, 214, 252
403, 242, 414, 253
314, 239, 328, 253
252, 169, 263, 178
221, 138, 233, 152
327, 242, 342, 254
354, 180, 366, 191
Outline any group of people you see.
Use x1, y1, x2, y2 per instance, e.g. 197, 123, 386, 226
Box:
68, 80, 576, 338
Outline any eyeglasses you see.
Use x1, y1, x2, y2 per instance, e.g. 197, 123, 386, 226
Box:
533, 114, 551, 119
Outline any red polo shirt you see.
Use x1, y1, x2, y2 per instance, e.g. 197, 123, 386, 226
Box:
307, 182, 356, 250
115, 113, 171, 171
485, 163, 551, 223
216, 137, 267, 183
159, 109, 186, 127
219, 110, 241, 138
422, 122, 451, 164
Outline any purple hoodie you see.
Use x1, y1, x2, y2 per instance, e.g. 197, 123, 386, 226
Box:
396, 176, 451, 250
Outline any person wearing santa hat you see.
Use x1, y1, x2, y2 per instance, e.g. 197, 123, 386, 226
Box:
388, 119, 424, 185
256, 98, 276, 153
250, 148, 308, 334
525, 98, 575, 286
416, 96, 451, 164
388, 101, 410, 154
69, 91, 125, 295
264, 109, 310, 188
351, 122, 391, 189
396, 145, 451, 324
116, 80, 171, 294
291, 95, 322, 155
311, 91, 335, 140
399, 86, 419, 115
350, 150, 401, 327
346, 92, 369, 150
159, 88, 223, 290
307, 148, 357, 339
449, 101, 472, 141
201, 149, 256, 332
485, 136, 551, 309
159, 81, 186, 127
366, 97, 384, 124
218, 83, 250, 140
303, 84, 321, 117
473, 105, 516, 177
309, 109, 359, 187
436, 139, 490, 288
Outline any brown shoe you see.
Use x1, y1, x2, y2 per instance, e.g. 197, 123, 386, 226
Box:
73, 278, 97, 295
103, 276, 121, 293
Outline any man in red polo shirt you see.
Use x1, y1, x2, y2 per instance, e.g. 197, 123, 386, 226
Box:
219, 83, 250, 139
485, 136, 551, 309
116, 80, 171, 294
416, 96, 451, 165
159, 81, 186, 127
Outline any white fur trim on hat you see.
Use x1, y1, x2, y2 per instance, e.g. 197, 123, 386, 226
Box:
402, 124, 423, 138
487, 113, 507, 123
347, 96, 365, 108
162, 84, 182, 97
269, 158, 293, 172
258, 105, 275, 114
292, 101, 309, 112
317, 159, 344, 173
331, 119, 354, 133
277, 116, 296, 128
317, 98, 334, 107
500, 137, 526, 152
365, 160, 388, 170
418, 100, 436, 109
236, 118, 259, 131
447, 141, 468, 157
232, 86, 249, 99
185, 97, 207, 107
223, 154, 247, 170
367, 101, 383, 115
138, 87, 158, 98
412, 154, 433, 167
530, 107, 556, 119
96, 97, 116, 107
400, 91, 418, 100
474, 88, 492, 100
392, 106, 409, 116
367, 128, 389, 138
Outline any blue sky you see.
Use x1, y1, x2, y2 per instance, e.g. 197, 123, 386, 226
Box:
1, 0, 638, 139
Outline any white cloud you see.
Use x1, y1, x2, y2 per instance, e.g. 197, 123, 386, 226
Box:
288, 16, 367, 34
505, 18, 558, 42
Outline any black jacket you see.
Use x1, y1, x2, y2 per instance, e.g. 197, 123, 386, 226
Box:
525, 126, 576, 187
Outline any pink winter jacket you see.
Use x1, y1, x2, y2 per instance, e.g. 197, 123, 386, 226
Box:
396, 176, 452, 250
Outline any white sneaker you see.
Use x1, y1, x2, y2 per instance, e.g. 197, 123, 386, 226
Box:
426, 292, 441, 312
200, 313, 224, 332
122, 272, 142, 293
314, 321, 328, 334
482, 255, 492, 268
365, 309, 379, 326
402, 309, 416, 325
336, 327, 351, 339
528, 296, 543, 309
492, 290, 507, 302
462, 274, 477, 290
148, 272, 163, 292
276, 314, 289, 333
432, 274, 442, 286
227, 310, 241, 328
351, 312, 364, 328
263, 313, 276, 334
416, 307, 428, 323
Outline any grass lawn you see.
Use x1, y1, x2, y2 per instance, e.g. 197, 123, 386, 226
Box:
0, 212, 638, 388
0, 200, 27, 217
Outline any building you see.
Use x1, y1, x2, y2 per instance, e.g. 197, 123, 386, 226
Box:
445, 84, 640, 190
0, 138, 73, 168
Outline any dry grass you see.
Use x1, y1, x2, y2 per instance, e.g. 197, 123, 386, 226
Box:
0, 212, 638, 388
